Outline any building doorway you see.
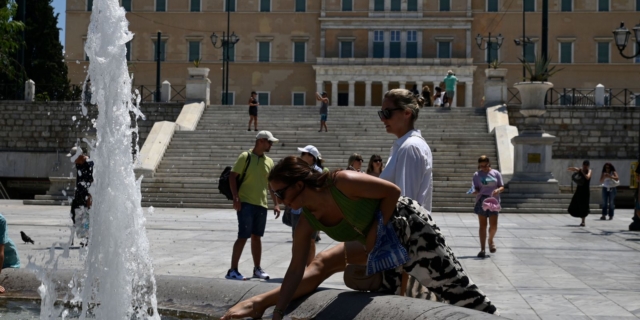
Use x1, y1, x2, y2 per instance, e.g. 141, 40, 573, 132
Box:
338, 93, 348, 106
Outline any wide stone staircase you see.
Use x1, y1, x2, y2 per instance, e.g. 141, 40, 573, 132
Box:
140, 105, 592, 214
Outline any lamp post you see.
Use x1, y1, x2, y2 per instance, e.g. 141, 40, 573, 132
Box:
210, 32, 239, 105
210, 0, 240, 105
476, 33, 504, 68
514, 4, 533, 79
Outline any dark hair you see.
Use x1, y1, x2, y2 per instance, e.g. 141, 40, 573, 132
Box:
347, 153, 363, 168
251, 91, 257, 95
583, 160, 590, 166
602, 162, 616, 173
366, 154, 384, 175
478, 155, 490, 164
269, 156, 331, 189
383, 88, 425, 121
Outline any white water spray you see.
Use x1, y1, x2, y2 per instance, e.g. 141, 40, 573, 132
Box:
76, 0, 160, 318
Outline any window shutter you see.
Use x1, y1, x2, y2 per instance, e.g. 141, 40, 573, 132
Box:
407, 0, 418, 11
294, 42, 305, 62
374, 0, 384, 11
260, 0, 270, 12
560, 43, 572, 63
295, 0, 306, 12
487, 0, 498, 12
259, 42, 270, 62
597, 42, 609, 63
391, 0, 401, 11
440, 0, 450, 11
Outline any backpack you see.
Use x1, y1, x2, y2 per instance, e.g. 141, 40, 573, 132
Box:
218, 152, 251, 200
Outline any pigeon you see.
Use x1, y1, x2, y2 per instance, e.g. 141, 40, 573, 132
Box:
20, 231, 34, 244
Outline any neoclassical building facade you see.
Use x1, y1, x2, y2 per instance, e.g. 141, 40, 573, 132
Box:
65, 0, 640, 107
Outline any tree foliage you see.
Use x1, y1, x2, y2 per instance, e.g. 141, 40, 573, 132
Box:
0, 0, 25, 82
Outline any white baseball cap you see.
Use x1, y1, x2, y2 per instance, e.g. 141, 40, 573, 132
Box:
66, 146, 85, 157
255, 130, 279, 143
297, 145, 321, 160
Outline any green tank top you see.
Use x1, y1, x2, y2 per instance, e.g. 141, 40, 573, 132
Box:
301, 182, 380, 244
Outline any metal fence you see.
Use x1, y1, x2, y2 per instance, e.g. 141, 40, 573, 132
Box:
1, 83, 186, 103
133, 85, 186, 103
507, 87, 640, 107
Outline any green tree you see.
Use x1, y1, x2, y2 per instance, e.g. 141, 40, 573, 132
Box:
15, 0, 69, 100
0, 0, 25, 84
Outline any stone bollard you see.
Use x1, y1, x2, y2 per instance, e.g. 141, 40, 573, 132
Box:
161, 81, 171, 102
595, 84, 605, 107
25, 80, 35, 102
186, 67, 211, 105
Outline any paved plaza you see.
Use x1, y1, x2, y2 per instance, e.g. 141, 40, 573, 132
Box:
1, 200, 639, 319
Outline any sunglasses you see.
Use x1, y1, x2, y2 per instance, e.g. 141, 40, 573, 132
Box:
356, 159, 363, 162
373, 159, 382, 163
377, 108, 404, 120
273, 184, 293, 201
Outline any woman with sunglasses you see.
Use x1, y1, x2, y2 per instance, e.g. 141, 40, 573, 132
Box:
599, 162, 619, 220
220, 156, 497, 320
346, 153, 364, 172
366, 154, 384, 177
472, 156, 504, 258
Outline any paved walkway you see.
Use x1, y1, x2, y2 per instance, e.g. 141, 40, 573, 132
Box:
1, 200, 639, 319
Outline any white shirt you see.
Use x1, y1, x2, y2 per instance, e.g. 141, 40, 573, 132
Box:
379, 129, 433, 212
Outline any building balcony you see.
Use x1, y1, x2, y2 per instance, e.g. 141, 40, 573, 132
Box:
315, 57, 473, 66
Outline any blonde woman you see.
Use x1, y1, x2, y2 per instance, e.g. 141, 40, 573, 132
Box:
365, 154, 384, 177
346, 153, 363, 172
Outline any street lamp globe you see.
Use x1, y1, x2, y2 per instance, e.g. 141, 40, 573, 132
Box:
210, 32, 219, 47
230, 32, 240, 45
613, 22, 631, 51
475, 34, 483, 47
496, 34, 505, 46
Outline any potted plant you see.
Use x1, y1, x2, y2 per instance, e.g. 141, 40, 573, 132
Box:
514, 57, 563, 112
485, 59, 508, 79
188, 59, 210, 78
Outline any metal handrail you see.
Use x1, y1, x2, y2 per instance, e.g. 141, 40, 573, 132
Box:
508, 87, 640, 107
0, 181, 10, 200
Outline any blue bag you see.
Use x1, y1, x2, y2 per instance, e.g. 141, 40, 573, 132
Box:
366, 211, 410, 276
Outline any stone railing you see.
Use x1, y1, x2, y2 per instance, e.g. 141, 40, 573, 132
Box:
315, 57, 474, 66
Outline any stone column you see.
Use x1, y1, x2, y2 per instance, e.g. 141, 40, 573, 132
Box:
381, 81, 389, 99
25, 80, 35, 102
316, 80, 324, 106
465, 82, 473, 107
399, 81, 406, 89
348, 81, 355, 107
451, 87, 457, 108
331, 81, 338, 107
365, 81, 372, 107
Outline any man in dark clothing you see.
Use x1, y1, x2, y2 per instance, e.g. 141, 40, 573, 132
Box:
631, 162, 640, 231
67, 147, 94, 225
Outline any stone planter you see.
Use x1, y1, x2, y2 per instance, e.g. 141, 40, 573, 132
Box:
514, 81, 553, 132
485, 68, 508, 80
188, 67, 210, 79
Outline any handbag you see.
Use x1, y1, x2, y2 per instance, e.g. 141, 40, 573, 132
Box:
571, 172, 587, 186
343, 246, 382, 292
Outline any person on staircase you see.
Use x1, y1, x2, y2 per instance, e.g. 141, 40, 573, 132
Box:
471, 155, 504, 258
346, 153, 364, 172
365, 154, 384, 177
248, 91, 259, 131
226, 131, 281, 281
599, 163, 619, 220
568, 160, 592, 227
421, 85, 432, 107
443, 70, 458, 108
220, 157, 498, 320
316, 92, 329, 132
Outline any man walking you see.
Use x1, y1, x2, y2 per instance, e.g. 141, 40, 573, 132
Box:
443, 70, 458, 108
316, 92, 329, 132
227, 131, 281, 280
67, 146, 94, 246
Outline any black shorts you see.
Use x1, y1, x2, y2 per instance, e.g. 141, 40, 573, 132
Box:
249, 106, 257, 116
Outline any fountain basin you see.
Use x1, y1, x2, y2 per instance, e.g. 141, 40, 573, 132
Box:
1, 269, 499, 319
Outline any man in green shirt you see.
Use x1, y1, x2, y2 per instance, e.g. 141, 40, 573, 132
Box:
443, 70, 458, 108
226, 131, 281, 280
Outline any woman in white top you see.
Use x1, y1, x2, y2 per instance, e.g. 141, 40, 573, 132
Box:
378, 89, 433, 212
377, 88, 434, 300
599, 163, 619, 220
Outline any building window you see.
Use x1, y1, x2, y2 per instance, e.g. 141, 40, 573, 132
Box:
406, 31, 417, 58
224, 44, 235, 62
340, 41, 353, 58
155, 0, 166, 12
188, 41, 200, 62
440, 0, 450, 11
561, 0, 572, 11
226, 0, 236, 12
559, 42, 573, 63
87, 0, 93, 11
523, 42, 535, 63
391, 0, 401, 11
292, 92, 305, 106
598, 0, 609, 11
437, 41, 451, 58
258, 41, 270, 62
342, 0, 353, 11
486, 41, 499, 63
190, 0, 200, 12
408, 0, 417, 11
122, 0, 132, 11
637, 0, 640, 11
223, 92, 235, 105
260, 0, 270, 12
125, 41, 131, 61
487, 0, 498, 12
257, 92, 270, 105
373, 31, 384, 58
374, 0, 384, 11
597, 42, 609, 63
390, 31, 401, 58
153, 40, 166, 61
293, 42, 306, 62
295, 0, 306, 12
523, 0, 534, 12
